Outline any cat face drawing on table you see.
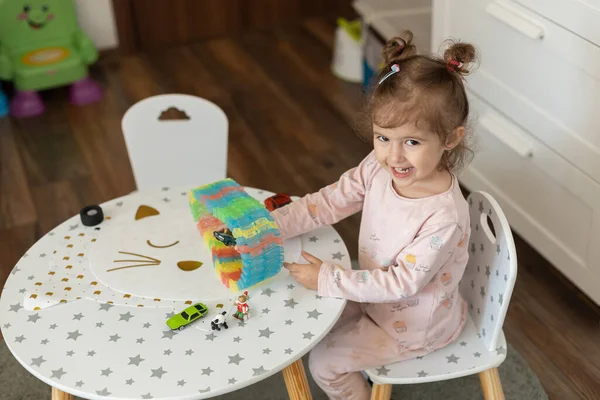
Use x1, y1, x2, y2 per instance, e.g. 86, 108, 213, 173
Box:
90, 204, 232, 302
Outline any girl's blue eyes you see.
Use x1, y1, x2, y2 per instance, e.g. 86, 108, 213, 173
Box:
375, 136, 420, 146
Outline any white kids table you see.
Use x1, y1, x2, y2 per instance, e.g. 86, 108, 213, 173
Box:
0, 186, 348, 399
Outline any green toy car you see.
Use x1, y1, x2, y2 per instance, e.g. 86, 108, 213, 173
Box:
166, 302, 209, 331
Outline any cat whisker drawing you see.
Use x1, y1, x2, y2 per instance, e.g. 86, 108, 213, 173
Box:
108, 251, 161, 272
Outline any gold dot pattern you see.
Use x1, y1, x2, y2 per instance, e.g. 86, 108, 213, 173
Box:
24, 203, 214, 313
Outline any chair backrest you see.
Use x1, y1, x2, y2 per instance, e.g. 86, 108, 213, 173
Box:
459, 191, 518, 352
121, 94, 228, 191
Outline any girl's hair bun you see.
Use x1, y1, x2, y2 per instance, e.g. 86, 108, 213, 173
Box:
382, 30, 417, 65
443, 40, 478, 75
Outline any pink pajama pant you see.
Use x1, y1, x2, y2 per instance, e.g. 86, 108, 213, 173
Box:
308, 301, 429, 400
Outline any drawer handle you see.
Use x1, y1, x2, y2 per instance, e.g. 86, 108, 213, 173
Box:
485, 1, 544, 40
480, 112, 534, 158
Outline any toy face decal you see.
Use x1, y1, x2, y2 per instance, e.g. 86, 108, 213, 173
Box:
18, 4, 54, 30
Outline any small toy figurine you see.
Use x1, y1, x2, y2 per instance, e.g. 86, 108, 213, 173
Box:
233, 291, 250, 321
211, 311, 229, 331
213, 229, 237, 246
264, 193, 292, 212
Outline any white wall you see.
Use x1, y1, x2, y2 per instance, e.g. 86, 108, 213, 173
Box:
74, 0, 119, 50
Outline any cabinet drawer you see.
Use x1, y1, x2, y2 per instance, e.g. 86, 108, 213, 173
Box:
513, 0, 600, 47
435, 0, 600, 184
467, 92, 596, 262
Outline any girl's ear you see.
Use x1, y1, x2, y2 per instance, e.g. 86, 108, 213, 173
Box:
445, 126, 465, 150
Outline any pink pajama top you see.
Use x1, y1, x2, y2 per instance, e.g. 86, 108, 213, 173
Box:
272, 151, 470, 350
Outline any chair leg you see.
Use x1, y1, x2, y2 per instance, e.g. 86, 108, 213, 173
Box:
282, 358, 313, 400
370, 383, 392, 400
52, 387, 73, 400
479, 367, 505, 400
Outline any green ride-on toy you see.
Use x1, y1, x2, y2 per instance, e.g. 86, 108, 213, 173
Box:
166, 302, 209, 331
0, 0, 103, 118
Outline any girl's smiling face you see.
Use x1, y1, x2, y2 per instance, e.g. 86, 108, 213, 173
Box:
373, 123, 462, 198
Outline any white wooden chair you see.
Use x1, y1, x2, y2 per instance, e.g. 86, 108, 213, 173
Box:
367, 191, 518, 400
121, 94, 228, 191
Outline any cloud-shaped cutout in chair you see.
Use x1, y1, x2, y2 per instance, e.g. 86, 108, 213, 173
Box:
189, 179, 284, 291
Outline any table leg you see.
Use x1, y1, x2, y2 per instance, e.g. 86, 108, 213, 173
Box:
282, 358, 313, 400
52, 387, 73, 400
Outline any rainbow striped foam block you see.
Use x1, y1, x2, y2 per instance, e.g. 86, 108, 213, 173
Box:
189, 179, 284, 291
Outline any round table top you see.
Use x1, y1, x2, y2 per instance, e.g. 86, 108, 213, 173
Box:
0, 186, 348, 399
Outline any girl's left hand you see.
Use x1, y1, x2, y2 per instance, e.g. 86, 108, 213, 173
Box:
283, 251, 323, 291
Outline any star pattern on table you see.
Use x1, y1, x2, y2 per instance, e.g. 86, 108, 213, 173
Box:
496, 346, 506, 355
9, 303, 23, 313
233, 336, 242, 343
3, 323, 10, 329
109, 334, 121, 342
129, 354, 144, 366
30, 355, 46, 367
199, 387, 211, 393
499, 294, 504, 305
303, 331, 314, 340
485, 266, 491, 278
11, 266, 21, 275
150, 367, 167, 378
27, 313, 41, 323
3, 191, 350, 400
474, 352, 482, 358
158, 329, 176, 340
237, 319, 246, 328
252, 366, 267, 376
284, 298, 298, 309
417, 370, 428, 377
27, 275, 34, 280
73, 313, 84, 321
51, 368, 67, 379
69, 224, 79, 231
228, 353, 245, 365
205, 332, 216, 341
119, 311, 134, 322
376, 366, 390, 376
96, 388, 111, 396
136, 337, 145, 344
446, 354, 459, 363
98, 303, 113, 311
480, 286, 486, 299
67, 330, 82, 340
259, 327, 274, 338
332, 252, 344, 260
41, 339, 49, 345
460, 341, 467, 347
66, 350, 74, 356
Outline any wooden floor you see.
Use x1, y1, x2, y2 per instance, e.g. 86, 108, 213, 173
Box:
1, 18, 599, 400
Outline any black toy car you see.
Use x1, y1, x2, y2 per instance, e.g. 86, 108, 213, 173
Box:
213, 230, 237, 246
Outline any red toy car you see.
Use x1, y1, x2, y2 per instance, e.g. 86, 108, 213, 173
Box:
264, 193, 292, 211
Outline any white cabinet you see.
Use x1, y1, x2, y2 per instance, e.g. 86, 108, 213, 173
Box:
433, 0, 600, 305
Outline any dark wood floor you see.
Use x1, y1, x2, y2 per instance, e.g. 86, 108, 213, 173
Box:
1, 18, 599, 400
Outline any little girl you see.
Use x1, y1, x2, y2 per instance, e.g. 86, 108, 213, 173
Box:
274, 31, 478, 399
